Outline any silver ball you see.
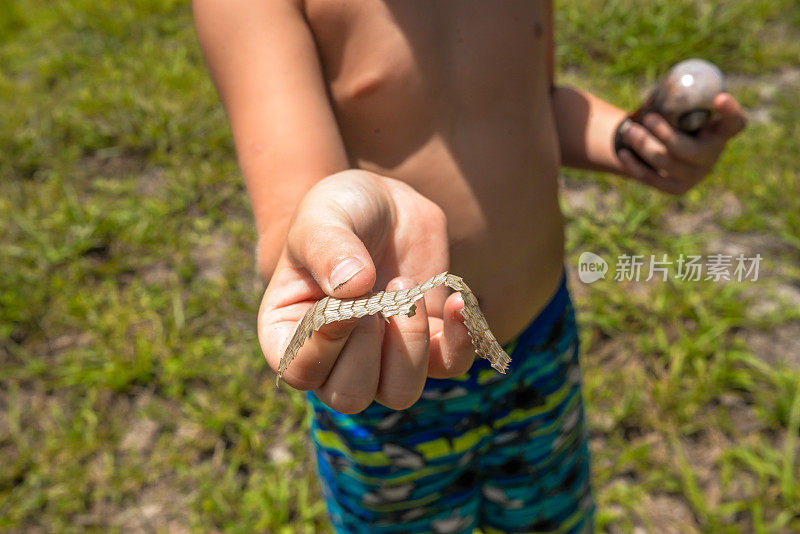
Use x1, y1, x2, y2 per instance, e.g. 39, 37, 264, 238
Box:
652, 58, 725, 133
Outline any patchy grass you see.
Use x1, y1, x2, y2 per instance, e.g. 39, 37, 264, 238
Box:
1, 0, 798, 532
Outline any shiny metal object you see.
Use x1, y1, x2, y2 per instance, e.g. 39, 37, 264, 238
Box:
615, 59, 725, 154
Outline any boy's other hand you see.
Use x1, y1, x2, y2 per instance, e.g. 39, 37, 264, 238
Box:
258, 170, 474, 414
618, 93, 746, 195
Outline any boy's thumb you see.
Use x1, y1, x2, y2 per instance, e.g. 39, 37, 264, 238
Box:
288, 222, 377, 298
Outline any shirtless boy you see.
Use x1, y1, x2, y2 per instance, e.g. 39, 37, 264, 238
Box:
194, 1, 745, 532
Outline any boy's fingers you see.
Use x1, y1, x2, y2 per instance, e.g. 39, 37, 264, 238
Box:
287, 221, 377, 298
275, 317, 359, 391
709, 93, 747, 140
314, 314, 382, 414
642, 113, 709, 165
375, 277, 431, 411
623, 122, 677, 171
428, 292, 474, 379
619, 149, 690, 196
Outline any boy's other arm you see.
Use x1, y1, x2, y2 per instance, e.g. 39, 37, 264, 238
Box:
193, 0, 350, 280
541, 2, 629, 175
552, 86, 628, 175
545, 3, 745, 193
553, 86, 745, 195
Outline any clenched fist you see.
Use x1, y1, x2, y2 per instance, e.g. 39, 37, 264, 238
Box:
619, 93, 747, 194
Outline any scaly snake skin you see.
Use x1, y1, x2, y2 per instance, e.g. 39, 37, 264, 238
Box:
276, 272, 510, 385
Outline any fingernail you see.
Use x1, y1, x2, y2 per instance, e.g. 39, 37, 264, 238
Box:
452, 293, 465, 319
330, 258, 364, 290
387, 277, 416, 291
624, 125, 637, 142
643, 114, 658, 129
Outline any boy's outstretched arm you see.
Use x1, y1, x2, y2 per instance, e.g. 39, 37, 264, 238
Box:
193, 0, 475, 413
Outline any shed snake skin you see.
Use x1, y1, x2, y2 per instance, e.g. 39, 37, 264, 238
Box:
276, 272, 510, 385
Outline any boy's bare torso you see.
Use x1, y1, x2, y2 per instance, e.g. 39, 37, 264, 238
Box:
304, 0, 564, 342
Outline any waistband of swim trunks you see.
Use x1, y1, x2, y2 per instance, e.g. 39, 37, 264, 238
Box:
507, 268, 570, 350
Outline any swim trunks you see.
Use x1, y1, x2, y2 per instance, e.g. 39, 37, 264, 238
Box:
307, 274, 594, 533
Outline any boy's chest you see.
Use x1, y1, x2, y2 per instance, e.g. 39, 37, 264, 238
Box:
304, 0, 551, 118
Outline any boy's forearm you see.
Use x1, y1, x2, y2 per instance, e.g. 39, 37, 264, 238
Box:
553, 85, 628, 175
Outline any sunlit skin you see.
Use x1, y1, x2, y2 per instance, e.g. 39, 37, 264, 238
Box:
194, 0, 746, 413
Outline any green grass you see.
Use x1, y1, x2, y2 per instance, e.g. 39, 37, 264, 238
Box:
1, 0, 799, 532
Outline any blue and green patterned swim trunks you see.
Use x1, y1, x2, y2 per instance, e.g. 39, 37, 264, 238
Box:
308, 275, 594, 533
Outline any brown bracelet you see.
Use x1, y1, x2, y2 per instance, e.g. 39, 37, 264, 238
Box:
613, 117, 634, 156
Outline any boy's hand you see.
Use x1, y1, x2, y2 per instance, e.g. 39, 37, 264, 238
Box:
258, 170, 474, 414
618, 93, 746, 195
